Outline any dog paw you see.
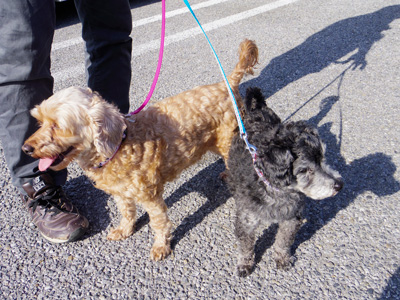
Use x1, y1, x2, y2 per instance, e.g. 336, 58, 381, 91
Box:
237, 263, 253, 277
107, 227, 133, 241
150, 244, 171, 261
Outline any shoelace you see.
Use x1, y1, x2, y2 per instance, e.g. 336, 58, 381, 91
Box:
28, 187, 69, 216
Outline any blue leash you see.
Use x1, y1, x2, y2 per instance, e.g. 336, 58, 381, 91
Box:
183, 0, 258, 157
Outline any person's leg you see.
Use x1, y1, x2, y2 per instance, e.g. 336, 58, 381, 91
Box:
0, 0, 88, 243
0, 0, 66, 190
74, 0, 132, 113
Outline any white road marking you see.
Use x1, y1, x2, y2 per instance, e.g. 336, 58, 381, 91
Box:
51, 0, 231, 51
53, 0, 299, 82
132, 0, 231, 27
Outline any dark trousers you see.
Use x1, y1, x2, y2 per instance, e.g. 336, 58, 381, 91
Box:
0, 0, 132, 192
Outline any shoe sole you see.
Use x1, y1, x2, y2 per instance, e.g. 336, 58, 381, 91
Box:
40, 227, 87, 244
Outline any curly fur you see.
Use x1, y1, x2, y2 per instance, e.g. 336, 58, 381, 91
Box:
22, 39, 259, 261
226, 87, 343, 277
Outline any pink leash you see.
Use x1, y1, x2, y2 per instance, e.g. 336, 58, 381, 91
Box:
130, 0, 166, 115
94, 1, 165, 169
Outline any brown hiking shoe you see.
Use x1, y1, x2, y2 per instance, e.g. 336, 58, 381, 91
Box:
21, 173, 89, 243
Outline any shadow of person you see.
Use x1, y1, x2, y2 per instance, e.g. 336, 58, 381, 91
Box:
248, 7, 400, 264
242, 5, 400, 99
379, 266, 400, 300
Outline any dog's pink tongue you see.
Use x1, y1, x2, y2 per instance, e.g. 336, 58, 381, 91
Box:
39, 157, 56, 172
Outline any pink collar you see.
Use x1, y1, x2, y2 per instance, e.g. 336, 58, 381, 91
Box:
93, 129, 127, 169
252, 154, 281, 193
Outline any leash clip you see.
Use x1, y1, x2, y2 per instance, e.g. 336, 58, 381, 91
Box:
241, 132, 257, 159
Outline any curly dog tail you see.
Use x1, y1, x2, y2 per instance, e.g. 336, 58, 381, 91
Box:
228, 39, 259, 87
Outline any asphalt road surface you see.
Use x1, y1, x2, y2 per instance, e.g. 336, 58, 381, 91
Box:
1, 0, 400, 299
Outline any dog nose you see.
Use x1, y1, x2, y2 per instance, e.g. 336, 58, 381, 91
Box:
22, 144, 35, 155
334, 179, 344, 192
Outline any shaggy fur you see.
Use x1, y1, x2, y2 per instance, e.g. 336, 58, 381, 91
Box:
226, 87, 343, 277
22, 39, 258, 261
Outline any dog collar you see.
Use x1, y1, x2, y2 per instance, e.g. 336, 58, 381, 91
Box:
252, 155, 281, 193
93, 129, 127, 169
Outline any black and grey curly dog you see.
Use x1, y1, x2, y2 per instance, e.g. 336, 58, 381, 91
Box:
226, 87, 343, 277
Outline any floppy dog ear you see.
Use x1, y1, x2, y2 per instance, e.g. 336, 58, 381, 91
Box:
290, 122, 323, 161
258, 146, 294, 187
86, 90, 127, 158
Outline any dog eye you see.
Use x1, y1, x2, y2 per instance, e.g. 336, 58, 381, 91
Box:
298, 167, 315, 175
306, 168, 315, 175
